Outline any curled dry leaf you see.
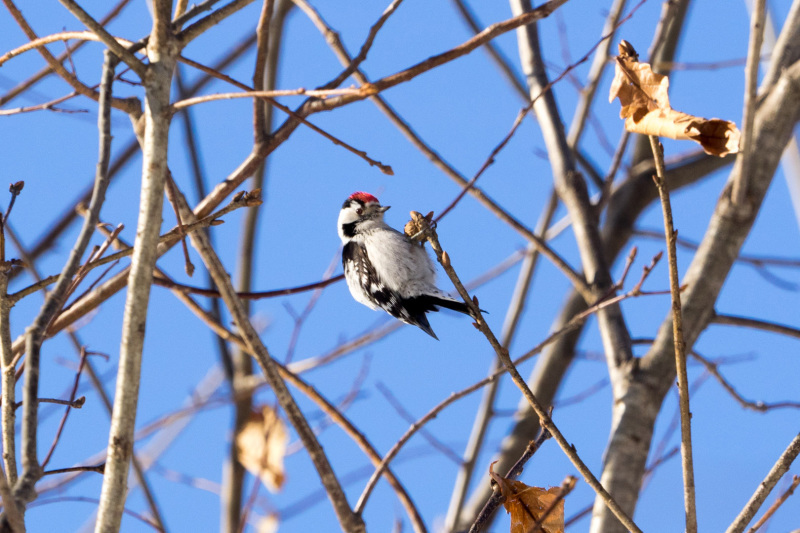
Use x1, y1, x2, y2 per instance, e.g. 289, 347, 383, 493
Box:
404, 210, 430, 242
609, 40, 740, 157
489, 462, 565, 533
235, 405, 289, 492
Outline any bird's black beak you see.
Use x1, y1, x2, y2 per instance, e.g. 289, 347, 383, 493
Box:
379, 205, 390, 212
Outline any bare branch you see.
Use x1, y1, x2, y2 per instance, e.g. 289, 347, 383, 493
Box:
747, 475, 800, 533
649, 135, 697, 533
187, 213, 365, 532
14, 49, 117, 506
57, 0, 147, 78
731, 0, 766, 205
711, 312, 800, 339
725, 432, 800, 533
2, 0, 141, 114
0, 0, 132, 107
178, 0, 258, 44
95, 7, 177, 525
689, 351, 800, 412
419, 216, 641, 532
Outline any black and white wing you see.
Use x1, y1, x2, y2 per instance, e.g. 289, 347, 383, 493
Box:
342, 241, 440, 338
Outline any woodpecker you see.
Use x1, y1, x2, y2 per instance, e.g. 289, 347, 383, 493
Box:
338, 191, 476, 339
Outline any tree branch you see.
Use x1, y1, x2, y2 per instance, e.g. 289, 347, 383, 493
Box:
725, 432, 800, 533
185, 204, 366, 533
731, 0, 766, 205
649, 135, 697, 533
13, 49, 116, 507
57, 0, 147, 78
94, 4, 176, 526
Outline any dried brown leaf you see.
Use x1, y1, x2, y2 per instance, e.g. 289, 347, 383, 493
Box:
404, 210, 428, 241
489, 463, 565, 533
609, 40, 740, 156
236, 405, 288, 492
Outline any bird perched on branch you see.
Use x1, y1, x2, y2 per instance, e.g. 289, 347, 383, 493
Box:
338, 191, 477, 339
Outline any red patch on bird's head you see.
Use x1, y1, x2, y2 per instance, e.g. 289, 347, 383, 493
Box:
349, 191, 380, 205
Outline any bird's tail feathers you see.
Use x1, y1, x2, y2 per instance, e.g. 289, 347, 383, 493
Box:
426, 295, 484, 319
413, 314, 439, 340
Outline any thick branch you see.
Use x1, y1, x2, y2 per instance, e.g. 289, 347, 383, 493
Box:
94, 7, 176, 528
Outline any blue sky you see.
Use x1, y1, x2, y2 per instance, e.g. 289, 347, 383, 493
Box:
2, 0, 800, 531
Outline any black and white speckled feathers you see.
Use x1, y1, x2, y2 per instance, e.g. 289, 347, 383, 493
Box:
338, 192, 474, 339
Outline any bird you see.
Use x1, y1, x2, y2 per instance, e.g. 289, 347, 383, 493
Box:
337, 191, 477, 339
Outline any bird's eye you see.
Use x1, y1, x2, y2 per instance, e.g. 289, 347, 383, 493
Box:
356, 208, 363, 215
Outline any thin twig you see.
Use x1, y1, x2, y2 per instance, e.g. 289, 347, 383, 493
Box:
316, 0, 407, 90
0, 92, 85, 115
164, 174, 196, 276
42, 463, 105, 476
41, 347, 89, 469
178, 0, 258, 44
251, 0, 275, 143
0, 0, 133, 106
8, 195, 259, 305
725, 433, 800, 533
450, 0, 527, 98
0, 184, 21, 486
152, 273, 344, 300
567, 0, 633, 146
649, 135, 697, 533
170, 87, 362, 111
689, 351, 800, 412
531, 476, 577, 533
185, 200, 365, 532
711, 312, 800, 340
747, 475, 800, 532
445, 195, 557, 530
14, 50, 117, 506
469, 429, 551, 532
57, 0, 147, 77
171, 0, 224, 29
177, 55, 394, 175
376, 382, 462, 465
732, 0, 766, 205
2, 0, 141, 114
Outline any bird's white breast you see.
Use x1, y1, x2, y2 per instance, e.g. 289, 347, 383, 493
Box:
358, 227, 439, 297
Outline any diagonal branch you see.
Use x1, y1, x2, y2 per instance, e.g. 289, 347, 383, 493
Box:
725, 432, 800, 533
57, 0, 147, 78
13, 49, 117, 507
418, 216, 641, 533
177, 0, 258, 44
2, 0, 141, 115
185, 202, 366, 533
